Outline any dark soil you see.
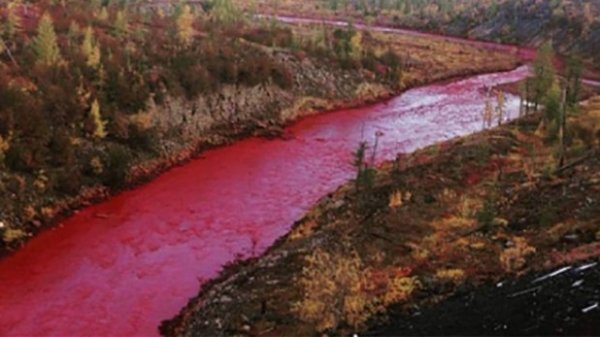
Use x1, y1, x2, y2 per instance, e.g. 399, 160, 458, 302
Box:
370, 260, 600, 336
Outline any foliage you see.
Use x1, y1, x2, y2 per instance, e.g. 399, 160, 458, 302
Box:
81, 26, 101, 68
103, 144, 132, 188
294, 248, 373, 331
4, 2, 22, 40
565, 54, 583, 110
113, 10, 129, 38
3, 227, 26, 244
210, 0, 240, 25
532, 42, 556, 111
176, 5, 196, 47
0, 0, 315, 178
0, 133, 10, 165
90, 99, 107, 139
476, 196, 497, 231
98, 6, 109, 21
32, 13, 62, 66
544, 80, 562, 132
353, 141, 376, 194
294, 247, 418, 332
499, 237, 536, 272
244, 0, 600, 66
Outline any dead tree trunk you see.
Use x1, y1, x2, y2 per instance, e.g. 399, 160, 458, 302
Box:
558, 86, 568, 168
0, 38, 18, 68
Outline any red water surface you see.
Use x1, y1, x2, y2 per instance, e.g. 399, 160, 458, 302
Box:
0, 66, 530, 336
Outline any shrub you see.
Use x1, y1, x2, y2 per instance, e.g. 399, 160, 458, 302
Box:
3, 227, 26, 244
294, 248, 420, 333
127, 124, 159, 154
293, 248, 376, 332
475, 197, 497, 231
5, 141, 47, 172
49, 129, 75, 167
538, 203, 558, 227
103, 144, 132, 188
53, 167, 83, 195
0, 134, 10, 166
352, 141, 378, 208
499, 237, 536, 272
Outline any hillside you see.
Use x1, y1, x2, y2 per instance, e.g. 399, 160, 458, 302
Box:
0, 1, 518, 254
239, 0, 600, 72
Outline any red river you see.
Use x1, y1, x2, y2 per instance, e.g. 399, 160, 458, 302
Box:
0, 64, 530, 336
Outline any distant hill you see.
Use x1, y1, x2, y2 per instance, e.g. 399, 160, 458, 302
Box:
240, 0, 600, 69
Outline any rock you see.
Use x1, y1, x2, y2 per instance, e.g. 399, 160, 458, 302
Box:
219, 296, 232, 303
563, 234, 579, 242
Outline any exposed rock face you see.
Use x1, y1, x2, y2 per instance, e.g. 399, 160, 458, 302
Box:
146, 50, 391, 154
442, 0, 600, 67
151, 83, 292, 139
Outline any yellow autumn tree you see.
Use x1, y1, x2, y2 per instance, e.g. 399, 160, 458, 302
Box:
32, 13, 62, 66
90, 99, 107, 139
81, 26, 101, 68
176, 5, 196, 47
0, 133, 11, 165
67, 20, 81, 44
349, 31, 363, 61
98, 7, 109, 21
294, 248, 379, 332
113, 10, 129, 38
4, 2, 22, 39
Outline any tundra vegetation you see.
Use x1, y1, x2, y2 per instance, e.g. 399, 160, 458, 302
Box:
236, 0, 600, 70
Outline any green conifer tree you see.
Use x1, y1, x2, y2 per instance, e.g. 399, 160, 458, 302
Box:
532, 42, 556, 111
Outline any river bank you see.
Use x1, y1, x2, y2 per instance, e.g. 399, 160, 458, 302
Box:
371, 259, 600, 336
162, 96, 600, 336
